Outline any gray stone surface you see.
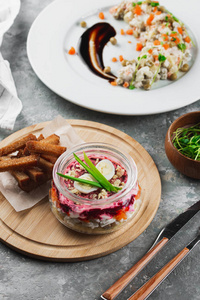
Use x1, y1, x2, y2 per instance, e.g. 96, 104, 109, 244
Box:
0, 1, 200, 299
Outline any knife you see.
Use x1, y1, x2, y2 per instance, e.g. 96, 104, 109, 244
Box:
101, 200, 200, 300
128, 227, 200, 300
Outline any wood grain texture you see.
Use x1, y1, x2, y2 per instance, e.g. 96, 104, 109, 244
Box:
0, 120, 161, 261
128, 247, 189, 300
102, 237, 168, 300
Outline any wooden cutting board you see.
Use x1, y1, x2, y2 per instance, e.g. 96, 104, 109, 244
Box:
0, 120, 161, 261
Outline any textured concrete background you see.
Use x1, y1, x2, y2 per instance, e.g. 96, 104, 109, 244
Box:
0, 1, 200, 299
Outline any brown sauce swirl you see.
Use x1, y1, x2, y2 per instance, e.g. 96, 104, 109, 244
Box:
78, 22, 116, 81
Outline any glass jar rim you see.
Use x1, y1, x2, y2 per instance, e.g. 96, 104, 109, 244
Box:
53, 142, 138, 206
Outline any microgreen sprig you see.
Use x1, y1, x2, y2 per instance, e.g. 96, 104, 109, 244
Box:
129, 54, 147, 87
151, 53, 166, 86
172, 15, 179, 22
150, 2, 159, 7
177, 43, 186, 52
176, 44, 186, 73
132, 1, 143, 6
158, 53, 167, 62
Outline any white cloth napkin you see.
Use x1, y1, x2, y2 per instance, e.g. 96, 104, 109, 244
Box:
0, 0, 22, 130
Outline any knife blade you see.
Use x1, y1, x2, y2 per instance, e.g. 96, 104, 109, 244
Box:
149, 200, 200, 250
101, 200, 200, 300
128, 227, 200, 300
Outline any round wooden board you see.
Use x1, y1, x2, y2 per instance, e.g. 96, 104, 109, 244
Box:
0, 120, 161, 261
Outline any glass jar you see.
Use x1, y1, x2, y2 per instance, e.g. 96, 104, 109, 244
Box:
49, 142, 141, 234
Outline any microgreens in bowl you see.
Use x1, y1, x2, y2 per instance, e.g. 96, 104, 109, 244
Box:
172, 123, 200, 161
57, 152, 122, 193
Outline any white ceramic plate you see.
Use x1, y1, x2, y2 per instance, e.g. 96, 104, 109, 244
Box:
27, 0, 200, 115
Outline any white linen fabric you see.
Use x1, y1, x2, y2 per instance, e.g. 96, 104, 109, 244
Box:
0, 0, 22, 130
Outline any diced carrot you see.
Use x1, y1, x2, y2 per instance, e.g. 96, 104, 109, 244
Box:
128, 41, 132, 43
135, 184, 141, 200
68, 47, 76, 55
109, 7, 117, 14
167, 14, 171, 17
110, 81, 117, 86
154, 40, 161, 45
126, 29, 133, 35
112, 57, 117, 62
171, 36, 180, 44
170, 32, 178, 37
153, 7, 157, 12
120, 28, 125, 35
123, 82, 129, 88
81, 219, 89, 223
156, 11, 162, 15
185, 36, 191, 43
148, 49, 153, 54
177, 27, 183, 35
115, 210, 127, 221
163, 43, 169, 50
134, 4, 142, 15
154, 55, 158, 61
136, 43, 143, 51
119, 55, 124, 62
51, 187, 58, 202
146, 14, 154, 26
99, 12, 105, 19
162, 34, 169, 41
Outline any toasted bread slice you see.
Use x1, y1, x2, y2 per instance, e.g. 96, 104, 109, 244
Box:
41, 134, 60, 145
0, 134, 37, 157
25, 167, 47, 183
26, 141, 66, 157
37, 157, 54, 179
37, 134, 44, 141
0, 155, 38, 172
10, 170, 31, 186
40, 154, 57, 164
10, 170, 36, 192
39, 134, 60, 162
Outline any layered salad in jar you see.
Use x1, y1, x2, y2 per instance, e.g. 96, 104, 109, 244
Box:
50, 143, 141, 234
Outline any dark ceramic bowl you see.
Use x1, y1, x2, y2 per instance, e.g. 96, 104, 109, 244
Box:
165, 111, 200, 179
